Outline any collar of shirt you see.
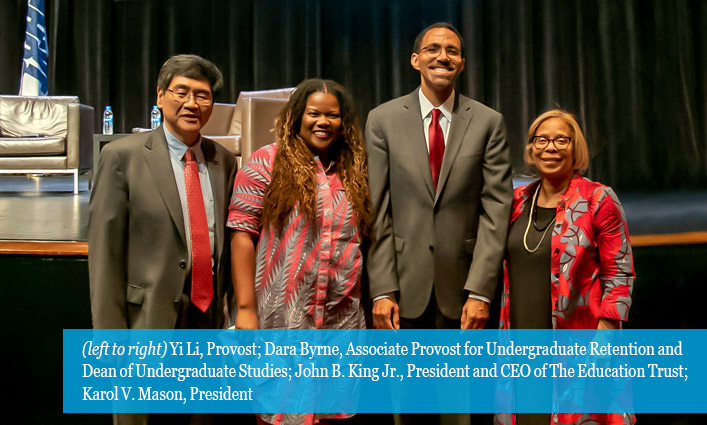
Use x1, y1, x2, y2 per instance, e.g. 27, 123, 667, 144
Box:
418, 88, 455, 123
163, 125, 206, 164
313, 156, 337, 174
419, 88, 455, 151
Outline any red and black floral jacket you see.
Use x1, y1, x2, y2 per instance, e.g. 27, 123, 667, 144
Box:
495, 175, 635, 425
500, 175, 634, 330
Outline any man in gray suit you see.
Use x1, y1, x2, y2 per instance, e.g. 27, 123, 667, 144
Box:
366, 23, 512, 332
89, 54, 237, 425
89, 54, 236, 332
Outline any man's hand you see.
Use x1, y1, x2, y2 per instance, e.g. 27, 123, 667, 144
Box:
235, 308, 259, 329
461, 298, 489, 329
372, 297, 400, 329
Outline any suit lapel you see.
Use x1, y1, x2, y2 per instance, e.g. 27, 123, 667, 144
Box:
202, 139, 226, 260
401, 91, 435, 199
144, 130, 187, 244
435, 94, 473, 204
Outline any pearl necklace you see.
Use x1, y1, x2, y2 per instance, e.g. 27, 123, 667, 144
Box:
523, 184, 556, 253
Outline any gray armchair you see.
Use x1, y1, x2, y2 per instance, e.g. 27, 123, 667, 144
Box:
231, 88, 293, 165
200, 102, 239, 155
0, 95, 94, 194
201, 88, 293, 167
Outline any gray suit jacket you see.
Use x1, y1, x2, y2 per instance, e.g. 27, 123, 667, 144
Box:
88, 127, 237, 329
366, 90, 513, 320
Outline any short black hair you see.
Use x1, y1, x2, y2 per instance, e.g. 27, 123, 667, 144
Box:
412, 22, 465, 57
157, 54, 224, 96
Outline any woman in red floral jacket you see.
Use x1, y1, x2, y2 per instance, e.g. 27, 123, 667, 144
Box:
496, 110, 635, 425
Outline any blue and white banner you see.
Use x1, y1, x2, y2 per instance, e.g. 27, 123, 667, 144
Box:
63, 329, 704, 414
19, 0, 49, 96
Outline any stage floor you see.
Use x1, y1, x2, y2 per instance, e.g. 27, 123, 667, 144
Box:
0, 174, 90, 249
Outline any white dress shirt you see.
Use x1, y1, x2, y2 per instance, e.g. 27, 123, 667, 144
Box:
419, 88, 454, 151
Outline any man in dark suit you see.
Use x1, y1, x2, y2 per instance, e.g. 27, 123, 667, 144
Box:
366, 21, 512, 424
367, 24, 512, 333
89, 54, 236, 330
89, 54, 237, 425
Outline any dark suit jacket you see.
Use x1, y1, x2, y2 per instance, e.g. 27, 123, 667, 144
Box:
88, 127, 237, 329
366, 90, 513, 320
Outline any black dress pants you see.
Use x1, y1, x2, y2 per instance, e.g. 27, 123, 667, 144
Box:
398, 292, 493, 425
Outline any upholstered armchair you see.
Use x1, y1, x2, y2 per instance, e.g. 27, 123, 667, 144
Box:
201, 88, 293, 166
230, 88, 293, 165
199, 102, 238, 154
0, 95, 93, 194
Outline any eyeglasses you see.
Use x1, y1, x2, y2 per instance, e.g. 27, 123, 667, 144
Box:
166, 89, 212, 106
418, 44, 462, 59
530, 136, 572, 150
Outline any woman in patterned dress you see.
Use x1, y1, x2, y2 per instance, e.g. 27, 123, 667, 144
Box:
496, 110, 635, 425
227, 79, 372, 425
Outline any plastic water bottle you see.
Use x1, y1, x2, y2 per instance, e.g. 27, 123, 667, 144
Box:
151, 105, 161, 130
103, 106, 114, 135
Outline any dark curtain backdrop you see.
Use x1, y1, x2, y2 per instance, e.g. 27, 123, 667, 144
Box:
1, 0, 705, 191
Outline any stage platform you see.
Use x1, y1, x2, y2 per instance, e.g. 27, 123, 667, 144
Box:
0, 174, 89, 255
1, 174, 704, 425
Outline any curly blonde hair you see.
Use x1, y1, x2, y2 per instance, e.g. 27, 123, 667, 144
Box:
262, 79, 372, 237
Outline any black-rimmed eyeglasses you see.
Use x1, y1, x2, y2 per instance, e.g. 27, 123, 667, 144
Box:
418, 45, 462, 59
530, 136, 572, 150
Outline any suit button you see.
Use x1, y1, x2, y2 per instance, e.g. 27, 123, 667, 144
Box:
429, 245, 434, 252
179, 260, 187, 269
554, 273, 560, 279
554, 248, 560, 254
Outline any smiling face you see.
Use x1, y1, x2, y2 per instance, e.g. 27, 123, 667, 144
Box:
156, 75, 213, 145
298, 91, 342, 162
531, 118, 575, 182
411, 27, 465, 102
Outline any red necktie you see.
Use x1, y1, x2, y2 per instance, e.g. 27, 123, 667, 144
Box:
428, 108, 445, 189
184, 148, 212, 312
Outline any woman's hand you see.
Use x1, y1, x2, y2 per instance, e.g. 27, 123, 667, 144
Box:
236, 307, 259, 329
597, 318, 621, 329
231, 231, 259, 328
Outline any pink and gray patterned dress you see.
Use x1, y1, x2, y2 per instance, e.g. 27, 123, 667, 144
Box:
227, 144, 365, 424
227, 143, 366, 330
